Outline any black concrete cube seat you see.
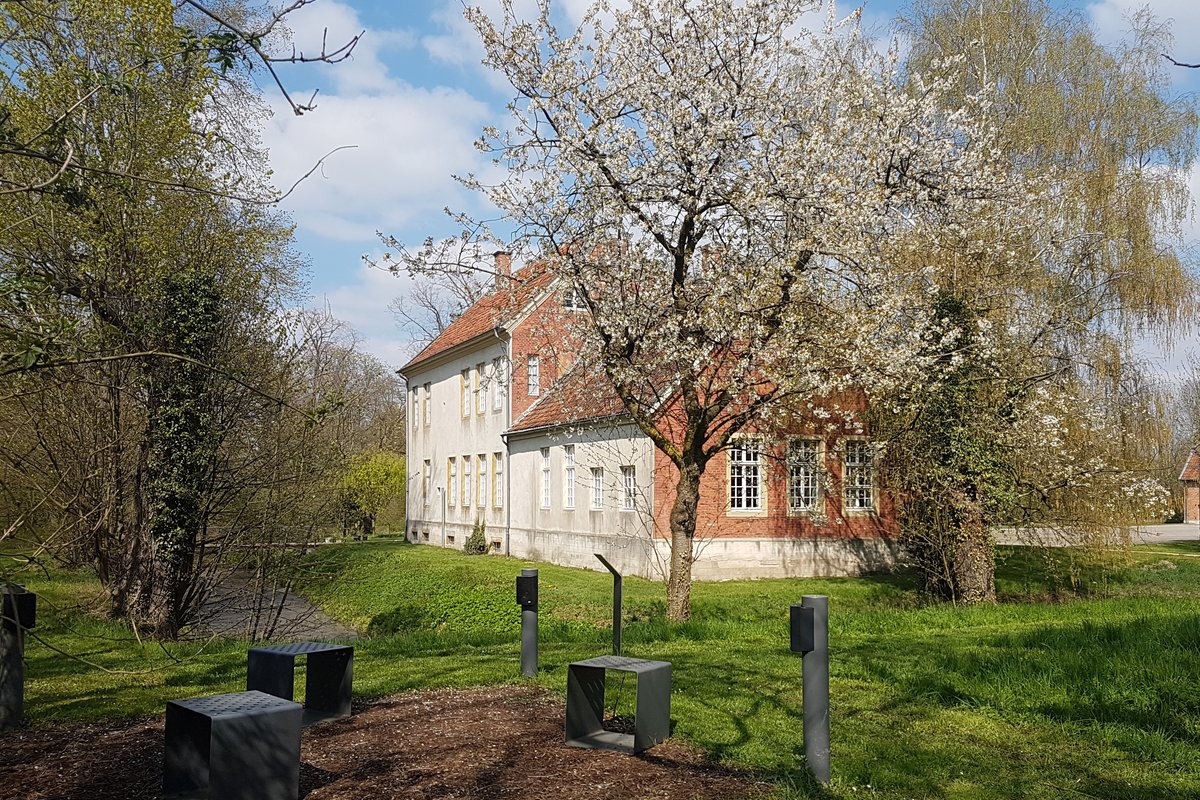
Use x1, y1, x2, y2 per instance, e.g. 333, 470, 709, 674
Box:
164, 690, 301, 800
565, 655, 671, 754
246, 641, 353, 726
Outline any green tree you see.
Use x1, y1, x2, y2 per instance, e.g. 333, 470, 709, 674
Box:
339, 452, 406, 539
883, 0, 1197, 602
0, 0, 368, 639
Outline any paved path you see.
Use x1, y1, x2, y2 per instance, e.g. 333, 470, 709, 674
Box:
197, 570, 357, 641
995, 524, 1200, 547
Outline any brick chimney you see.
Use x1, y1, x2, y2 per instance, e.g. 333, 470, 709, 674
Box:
493, 251, 511, 278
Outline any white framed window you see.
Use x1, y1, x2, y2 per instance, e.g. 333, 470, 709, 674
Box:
591, 467, 604, 510
527, 355, 540, 396
729, 440, 762, 511
540, 447, 551, 508
788, 439, 820, 513
411, 389, 419, 431
564, 445, 575, 509
463, 455, 472, 507
563, 286, 587, 311
494, 452, 504, 508
621, 465, 636, 511
422, 382, 431, 427
491, 357, 504, 412
474, 363, 485, 414
477, 454, 487, 508
460, 369, 471, 416
448, 457, 457, 506
422, 459, 431, 506
844, 439, 875, 512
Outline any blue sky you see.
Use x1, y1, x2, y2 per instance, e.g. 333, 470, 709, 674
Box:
256, 0, 1200, 370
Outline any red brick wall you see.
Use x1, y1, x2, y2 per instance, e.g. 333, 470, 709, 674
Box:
1186, 484, 1199, 524
509, 290, 584, 419
651, 420, 897, 541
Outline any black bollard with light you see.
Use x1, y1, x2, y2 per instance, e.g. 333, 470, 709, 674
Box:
790, 594, 829, 784
516, 568, 538, 677
1, 583, 37, 731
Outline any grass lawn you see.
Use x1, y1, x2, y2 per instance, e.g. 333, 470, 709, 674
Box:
8, 539, 1200, 799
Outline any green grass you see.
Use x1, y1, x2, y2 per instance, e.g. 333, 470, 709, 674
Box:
9, 541, 1200, 799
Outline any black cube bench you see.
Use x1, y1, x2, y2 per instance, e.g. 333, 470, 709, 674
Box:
247, 641, 353, 726
565, 655, 671, 754
164, 690, 301, 800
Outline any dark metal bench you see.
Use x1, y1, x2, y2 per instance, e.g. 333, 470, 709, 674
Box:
164, 690, 301, 799
565, 655, 671, 754
246, 641, 353, 726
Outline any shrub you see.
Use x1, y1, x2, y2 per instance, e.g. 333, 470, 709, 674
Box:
463, 519, 488, 555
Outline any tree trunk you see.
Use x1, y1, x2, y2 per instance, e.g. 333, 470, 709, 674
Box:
951, 494, 995, 603
666, 460, 702, 622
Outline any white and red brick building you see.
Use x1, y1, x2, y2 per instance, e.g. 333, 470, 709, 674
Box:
1180, 450, 1200, 523
399, 255, 899, 580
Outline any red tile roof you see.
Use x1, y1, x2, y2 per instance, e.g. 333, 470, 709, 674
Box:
400, 262, 556, 373
509, 359, 629, 433
1180, 450, 1200, 482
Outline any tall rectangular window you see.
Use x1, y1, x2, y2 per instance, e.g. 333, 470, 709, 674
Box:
448, 457, 457, 506
422, 382, 431, 426
621, 466, 636, 511
540, 447, 551, 508
844, 440, 875, 511
411, 389, 419, 431
461, 369, 471, 416
788, 439, 820, 512
729, 441, 761, 511
474, 363, 485, 414
463, 455, 472, 507
477, 454, 487, 508
422, 459, 431, 505
491, 357, 504, 411
494, 453, 504, 508
564, 445, 575, 509
591, 467, 604, 510
527, 355, 540, 396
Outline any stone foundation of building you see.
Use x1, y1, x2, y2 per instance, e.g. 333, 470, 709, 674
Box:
406, 518, 901, 580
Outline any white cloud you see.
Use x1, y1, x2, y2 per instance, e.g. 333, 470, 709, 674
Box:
253, 0, 514, 360
315, 257, 418, 370
264, 86, 496, 241
422, 0, 602, 77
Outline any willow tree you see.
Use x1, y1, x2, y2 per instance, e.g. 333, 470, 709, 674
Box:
880, 0, 1198, 601
443, 0, 1021, 620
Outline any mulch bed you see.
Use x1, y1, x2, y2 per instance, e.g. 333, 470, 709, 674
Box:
0, 686, 769, 799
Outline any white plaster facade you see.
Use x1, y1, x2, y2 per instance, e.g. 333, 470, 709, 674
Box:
404, 332, 511, 550
505, 422, 658, 577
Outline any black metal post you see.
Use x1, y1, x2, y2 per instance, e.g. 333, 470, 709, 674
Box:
593, 554, 622, 655
800, 594, 829, 784
1, 584, 35, 731
516, 569, 538, 677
